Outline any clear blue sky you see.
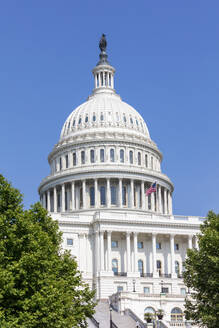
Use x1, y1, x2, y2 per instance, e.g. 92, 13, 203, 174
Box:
0, 1, 218, 216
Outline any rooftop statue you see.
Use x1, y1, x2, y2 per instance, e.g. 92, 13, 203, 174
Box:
99, 34, 107, 52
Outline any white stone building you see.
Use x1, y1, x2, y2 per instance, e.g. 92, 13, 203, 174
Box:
38, 36, 202, 327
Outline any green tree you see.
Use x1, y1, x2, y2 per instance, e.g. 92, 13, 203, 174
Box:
0, 175, 95, 328
183, 211, 219, 327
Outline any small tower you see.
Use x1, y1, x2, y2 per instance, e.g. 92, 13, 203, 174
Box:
92, 34, 115, 93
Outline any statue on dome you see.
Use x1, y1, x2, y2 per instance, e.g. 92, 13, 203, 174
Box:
99, 34, 107, 52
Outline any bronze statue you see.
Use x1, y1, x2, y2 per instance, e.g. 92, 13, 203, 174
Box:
99, 34, 107, 52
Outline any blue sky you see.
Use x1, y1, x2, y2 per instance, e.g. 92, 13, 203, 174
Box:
0, 1, 218, 216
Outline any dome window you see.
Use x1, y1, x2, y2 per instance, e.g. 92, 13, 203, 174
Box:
65, 155, 69, 168
78, 118, 82, 125
110, 186, 117, 205
73, 152, 77, 166
81, 151, 85, 164
120, 149, 124, 163
90, 149, 95, 163
129, 151, 133, 164
93, 114, 96, 122
138, 152, 141, 165
130, 117, 133, 124
85, 116, 88, 123
100, 186, 106, 205
68, 122, 70, 129
145, 154, 148, 168
136, 119, 139, 126
73, 120, 75, 127
100, 113, 104, 121
123, 115, 127, 123
90, 187, 95, 206
59, 157, 62, 170
110, 149, 115, 162
122, 186, 127, 206
100, 149, 105, 162
151, 156, 154, 170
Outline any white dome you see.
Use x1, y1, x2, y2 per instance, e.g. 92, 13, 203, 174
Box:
60, 91, 150, 142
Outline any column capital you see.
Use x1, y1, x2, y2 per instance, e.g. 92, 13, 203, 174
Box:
100, 231, 104, 236
126, 231, 131, 236
107, 230, 112, 235
133, 232, 138, 237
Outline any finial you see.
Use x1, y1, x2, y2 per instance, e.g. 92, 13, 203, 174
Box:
97, 33, 109, 65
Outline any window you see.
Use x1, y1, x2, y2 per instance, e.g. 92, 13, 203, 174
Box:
100, 149, 105, 162
65, 155, 69, 168
57, 193, 61, 209
130, 117, 133, 124
81, 151, 85, 164
100, 113, 104, 121
78, 117, 82, 125
111, 186, 117, 205
123, 115, 127, 123
138, 152, 141, 165
138, 260, 143, 275
110, 148, 115, 162
93, 113, 96, 122
112, 259, 118, 275
144, 287, 150, 294
144, 307, 155, 316
59, 157, 62, 170
129, 150, 133, 164
90, 149, 95, 163
180, 288, 186, 296
157, 260, 162, 269
111, 241, 118, 248
73, 119, 75, 126
171, 308, 183, 322
175, 261, 180, 275
100, 186, 106, 205
174, 243, 179, 251
117, 286, 123, 292
120, 149, 124, 163
162, 287, 169, 294
73, 152, 77, 166
122, 186, 127, 206
145, 154, 148, 168
156, 242, 162, 250
79, 187, 83, 208
90, 187, 95, 206
136, 119, 139, 126
138, 241, 143, 249
85, 115, 88, 123
67, 238, 73, 246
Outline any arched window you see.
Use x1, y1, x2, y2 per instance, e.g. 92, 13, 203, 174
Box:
171, 308, 183, 322
59, 157, 62, 170
138, 260, 144, 276
138, 152, 141, 165
90, 149, 95, 163
136, 119, 139, 126
122, 186, 127, 206
100, 112, 104, 121
90, 187, 95, 207
129, 151, 133, 164
81, 151, 85, 164
144, 307, 155, 318
100, 149, 105, 162
110, 149, 115, 162
123, 115, 127, 123
111, 186, 117, 205
73, 152, 76, 166
93, 113, 96, 122
145, 154, 148, 168
120, 149, 124, 163
100, 186, 106, 205
85, 115, 88, 123
112, 259, 118, 275
175, 261, 180, 275
130, 117, 133, 124
65, 155, 68, 168
78, 117, 82, 125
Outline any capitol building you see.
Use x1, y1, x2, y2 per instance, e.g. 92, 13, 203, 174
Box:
38, 36, 202, 328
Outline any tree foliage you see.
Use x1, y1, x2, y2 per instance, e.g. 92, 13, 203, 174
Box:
0, 175, 95, 328
183, 211, 219, 327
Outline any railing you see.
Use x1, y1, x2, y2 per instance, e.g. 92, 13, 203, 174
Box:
90, 316, 99, 327
124, 308, 146, 328
113, 272, 127, 276
169, 322, 185, 327
112, 321, 119, 328
140, 272, 153, 277
159, 273, 171, 278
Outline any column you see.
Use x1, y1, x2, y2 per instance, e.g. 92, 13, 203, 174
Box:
151, 192, 155, 212
53, 186, 57, 212
164, 188, 167, 214
133, 232, 138, 273
84, 233, 87, 273
95, 74, 97, 88
47, 190, 50, 212
169, 192, 173, 214
188, 235, 193, 249
107, 231, 112, 271
158, 185, 162, 213
141, 181, 145, 210
194, 235, 199, 249
107, 72, 110, 86
111, 74, 114, 89
95, 179, 98, 208
100, 231, 104, 271
95, 231, 100, 272
130, 179, 134, 208
71, 181, 75, 210
119, 178, 122, 207
43, 193, 46, 209
107, 178, 110, 208
152, 233, 157, 277
82, 180, 86, 209
126, 232, 131, 273
170, 234, 176, 278
61, 184, 65, 212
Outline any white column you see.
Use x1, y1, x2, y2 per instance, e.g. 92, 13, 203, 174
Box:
43, 193, 46, 209
95, 179, 98, 208
95, 74, 97, 88
194, 235, 199, 249
169, 191, 173, 214
164, 188, 167, 214
119, 178, 122, 207
130, 180, 134, 208
170, 234, 176, 278
82, 180, 86, 209
126, 232, 131, 273
53, 186, 57, 213
152, 233, 157, 277
151, 192, 155, 212
71, 181, 75, 210
141, 181, 145, 210
145, 185, 148, 211
100, 231, 104, 271
47, 190, 50, 212
107, 72, 110, 86
107, 231, 112, 271
133, 232, 138, 273
84, 233, 87, 273
111, 74, 114, 89
107, 178, 110, 208
95, 231, 100, 272
61, 184, 65, 212
188, 235, 193, 249
158, 185, 162, 213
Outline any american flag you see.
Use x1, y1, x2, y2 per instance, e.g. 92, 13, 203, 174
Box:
146, 182, 156, 196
